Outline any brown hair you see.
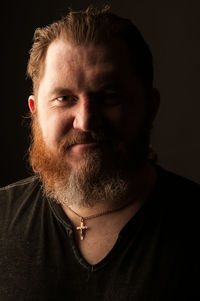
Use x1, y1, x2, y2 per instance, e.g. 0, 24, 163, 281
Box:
27, 6, 153, 95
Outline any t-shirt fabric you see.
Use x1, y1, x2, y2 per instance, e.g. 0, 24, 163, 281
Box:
0, 165, 199, 301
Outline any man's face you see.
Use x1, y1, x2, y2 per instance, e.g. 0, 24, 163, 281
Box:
29, 39, 157, 207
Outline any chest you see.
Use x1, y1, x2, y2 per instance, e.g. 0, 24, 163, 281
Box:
1, 229, 188, 301
1, 206, 196, 301
74, 228, 119, 265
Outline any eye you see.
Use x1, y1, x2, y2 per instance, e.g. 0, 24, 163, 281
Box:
102, 92, 123, 106
56, 95, 76, 102
54, 95, 78, 106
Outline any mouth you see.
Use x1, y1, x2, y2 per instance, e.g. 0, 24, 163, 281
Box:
68, 142, 102, 151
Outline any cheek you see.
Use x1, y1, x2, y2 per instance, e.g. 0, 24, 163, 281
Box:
108, 103, 147, 140
38, 111, 71, 150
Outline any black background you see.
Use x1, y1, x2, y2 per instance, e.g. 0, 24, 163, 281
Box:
1, 0, 200, 186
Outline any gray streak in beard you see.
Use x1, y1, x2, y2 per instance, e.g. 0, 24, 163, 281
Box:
45, 150, 129, 209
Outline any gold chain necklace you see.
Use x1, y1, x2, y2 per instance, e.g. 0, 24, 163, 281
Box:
66, 200, 136, 240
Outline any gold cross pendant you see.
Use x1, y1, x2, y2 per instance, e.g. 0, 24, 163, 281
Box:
76, 217, 88, 240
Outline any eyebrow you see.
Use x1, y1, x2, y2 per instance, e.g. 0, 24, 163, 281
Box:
98, 83, 121, 90
48, 88, 74, 99
48, 82, 121, 98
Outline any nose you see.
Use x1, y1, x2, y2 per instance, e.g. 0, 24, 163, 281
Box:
73, 95, 101, 132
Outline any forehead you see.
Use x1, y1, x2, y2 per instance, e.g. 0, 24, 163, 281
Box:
38, 38, 138, 94
45, 38, 132, 67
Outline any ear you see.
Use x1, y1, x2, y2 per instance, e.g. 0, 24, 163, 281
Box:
28, 95, 35, 114
147, 88, 160, 129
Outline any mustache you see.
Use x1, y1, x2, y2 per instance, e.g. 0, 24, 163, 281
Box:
59, 130, 115, 151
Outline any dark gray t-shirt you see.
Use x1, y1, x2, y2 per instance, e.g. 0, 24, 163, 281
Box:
0, 165, 199, 300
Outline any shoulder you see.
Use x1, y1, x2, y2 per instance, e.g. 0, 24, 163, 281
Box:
0, 175, 39, 190
0, 176, 43, 219
153, 164, 200, 227
155, 164, 200, 197
0, 175, 41, 199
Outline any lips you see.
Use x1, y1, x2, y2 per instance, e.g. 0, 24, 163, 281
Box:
69, 139, 104, 147
70, 141, 99, 147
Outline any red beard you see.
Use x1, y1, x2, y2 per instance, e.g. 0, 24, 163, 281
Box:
28, 115, 150, 207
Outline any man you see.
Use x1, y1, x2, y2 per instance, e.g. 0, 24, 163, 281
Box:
0, 6, 199, 301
